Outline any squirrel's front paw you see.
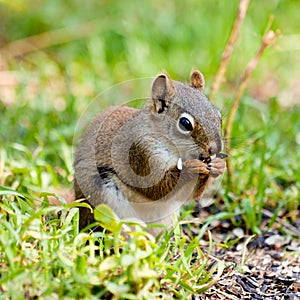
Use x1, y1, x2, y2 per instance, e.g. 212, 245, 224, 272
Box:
183, 159, 210, 177
208, 157, 226, 178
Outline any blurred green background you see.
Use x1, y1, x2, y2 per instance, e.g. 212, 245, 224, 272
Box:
0, 0, 299, 194
0, 2, 299, 297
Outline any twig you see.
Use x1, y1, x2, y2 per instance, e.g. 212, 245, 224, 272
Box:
225, 30, 280, 187
210, 0, 250, 103
262, 208, 299, 237
0, 19, 102, 59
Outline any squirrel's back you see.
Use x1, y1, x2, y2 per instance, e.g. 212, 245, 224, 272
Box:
75, 106, 140, 168
74, 106, 140, 224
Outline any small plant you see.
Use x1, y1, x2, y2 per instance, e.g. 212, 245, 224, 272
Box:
0, 192, 226, 298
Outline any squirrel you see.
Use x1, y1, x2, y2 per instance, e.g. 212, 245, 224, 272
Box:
74, 70, 226, 234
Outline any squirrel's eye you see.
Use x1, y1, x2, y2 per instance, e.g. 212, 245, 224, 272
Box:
177, 113, 194, 133
179, 117, 193, 131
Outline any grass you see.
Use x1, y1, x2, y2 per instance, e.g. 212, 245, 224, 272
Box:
0, 195, 226, 298
1, 0, 300, 298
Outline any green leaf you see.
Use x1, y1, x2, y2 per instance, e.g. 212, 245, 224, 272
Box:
106, 282, 129, 296
75, 255, 87, 276
0, 190, 25, 198
99, 256, 119, 273
93, 204, 119, 232
242, 197, 261, 234
121, 254, 136, 267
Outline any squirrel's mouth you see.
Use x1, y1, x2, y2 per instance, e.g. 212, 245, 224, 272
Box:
200, 153, 227, 164
177, 153, 227, 170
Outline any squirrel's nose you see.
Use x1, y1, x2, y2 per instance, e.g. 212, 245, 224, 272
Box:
209, 140, 222, 155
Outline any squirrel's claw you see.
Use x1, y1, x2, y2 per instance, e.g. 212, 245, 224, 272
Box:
183, 159, 210, 177
208, 157, 226, 178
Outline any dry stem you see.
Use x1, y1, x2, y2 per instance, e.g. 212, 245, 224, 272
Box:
210, 0, 250, 103
0, 19, 101, 60
225, 30, 279, 186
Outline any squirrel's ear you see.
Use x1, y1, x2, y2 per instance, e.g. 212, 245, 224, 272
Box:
151, 73, 176, 113
190, 70, 205, 93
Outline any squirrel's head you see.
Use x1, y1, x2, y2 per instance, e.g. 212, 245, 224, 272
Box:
149, 70, 223, 160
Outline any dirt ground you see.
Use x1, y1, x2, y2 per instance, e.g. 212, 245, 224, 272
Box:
189, 206, 300, 299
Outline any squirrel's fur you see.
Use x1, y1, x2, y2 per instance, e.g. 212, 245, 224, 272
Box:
74, 70, 226, 234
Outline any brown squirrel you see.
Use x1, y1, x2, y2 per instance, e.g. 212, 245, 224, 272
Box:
74, 70, 226, 234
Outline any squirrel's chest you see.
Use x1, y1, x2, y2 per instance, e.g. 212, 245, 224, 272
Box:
152, 139, 178, 168
109, 175, 195, 224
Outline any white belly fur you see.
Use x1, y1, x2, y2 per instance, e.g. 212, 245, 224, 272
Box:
100, 176, 195, 226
